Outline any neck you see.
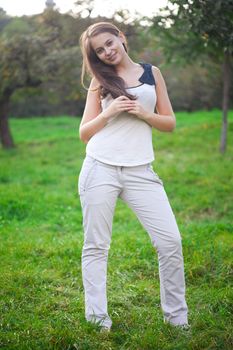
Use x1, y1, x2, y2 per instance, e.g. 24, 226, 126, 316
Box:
115, 56, 138, 74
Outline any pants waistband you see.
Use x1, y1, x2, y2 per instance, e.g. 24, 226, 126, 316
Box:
86, 155, 151, 171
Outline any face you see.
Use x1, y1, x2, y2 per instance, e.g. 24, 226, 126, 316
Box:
90, 32, 126, 65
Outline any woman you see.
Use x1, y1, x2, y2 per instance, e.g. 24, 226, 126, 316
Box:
78, 21, 190, 333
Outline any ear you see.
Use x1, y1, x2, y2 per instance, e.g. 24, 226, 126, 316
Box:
119, 31, 126, 44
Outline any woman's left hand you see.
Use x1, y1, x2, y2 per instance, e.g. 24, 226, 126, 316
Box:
127, 101, 148, 121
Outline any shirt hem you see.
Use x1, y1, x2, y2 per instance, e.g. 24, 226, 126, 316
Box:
86, 151, 155, 167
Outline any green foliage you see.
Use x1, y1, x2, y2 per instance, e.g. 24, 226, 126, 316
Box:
0, 8, 144, 117
1, 17, 32, 37
175, 0, 233, 53
149, 0, 233, 64
0, 9, 83, 102
1, 4, 231, 117
0, 111, 232, 349
0, 7, 11, 32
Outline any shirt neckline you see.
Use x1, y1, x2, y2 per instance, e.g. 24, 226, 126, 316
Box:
126, 83, 144, 89
125, 83, 144, 89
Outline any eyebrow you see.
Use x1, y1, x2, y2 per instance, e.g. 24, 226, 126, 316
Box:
94, 39, 112, 51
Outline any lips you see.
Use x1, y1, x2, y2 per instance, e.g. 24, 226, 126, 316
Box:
108, 53, 117, 61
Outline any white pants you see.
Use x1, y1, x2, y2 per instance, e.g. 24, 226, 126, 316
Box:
78, 155, 188, 328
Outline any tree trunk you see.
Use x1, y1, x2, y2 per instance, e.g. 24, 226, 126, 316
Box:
0, 95, 15, 149
219, 51, 231, 153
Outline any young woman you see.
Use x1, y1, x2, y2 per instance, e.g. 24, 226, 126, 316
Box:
78, 21, 190, 333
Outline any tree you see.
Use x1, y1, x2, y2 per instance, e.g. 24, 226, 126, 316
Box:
0, 32, 59, 148
0, 8, 81, 149
0, 7, 11, 31
149, 0, 233, 153
0, 4, 145, 148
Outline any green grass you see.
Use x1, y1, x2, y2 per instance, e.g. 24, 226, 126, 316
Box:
0, 109, 233, 350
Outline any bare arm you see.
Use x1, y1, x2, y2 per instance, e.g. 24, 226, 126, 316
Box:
79, 78, 108, 144
127, 66, 176, 132
144, 66, 176, 132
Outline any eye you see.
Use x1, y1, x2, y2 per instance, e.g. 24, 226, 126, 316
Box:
96, 48, 104, 55
107, 40, 113, 46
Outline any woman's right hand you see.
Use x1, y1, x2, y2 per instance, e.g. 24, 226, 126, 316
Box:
103, 96, 135, 120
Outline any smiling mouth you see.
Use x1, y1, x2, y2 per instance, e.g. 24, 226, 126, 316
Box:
108, 53, 117, 61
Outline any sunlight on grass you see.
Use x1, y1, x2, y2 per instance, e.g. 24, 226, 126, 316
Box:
0, 110, 232, 349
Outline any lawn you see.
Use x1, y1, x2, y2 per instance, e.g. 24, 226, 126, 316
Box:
0, 109, 232, 349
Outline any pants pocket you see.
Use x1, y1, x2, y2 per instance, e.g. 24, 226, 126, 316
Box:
147, 164, 164, 186
78, 157, 98, 195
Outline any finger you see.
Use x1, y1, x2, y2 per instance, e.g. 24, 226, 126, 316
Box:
118, 107, 133, 111
117, 95, 130, 101
122, 104, 135, 109
120, 101, 135, 107
118, 105, 134, 111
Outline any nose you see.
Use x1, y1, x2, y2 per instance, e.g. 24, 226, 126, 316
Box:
105, 47, 111, 56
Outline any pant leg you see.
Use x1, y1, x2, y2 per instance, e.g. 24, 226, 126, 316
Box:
78, 156, 122, 328
119, 163, 188, 325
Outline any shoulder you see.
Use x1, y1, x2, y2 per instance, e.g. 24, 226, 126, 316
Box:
151, 66, 168, 90
89, 76, 101, 92
151, 65, 163, 82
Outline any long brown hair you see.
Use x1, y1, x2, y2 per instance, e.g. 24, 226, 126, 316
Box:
80, 22, 136, 100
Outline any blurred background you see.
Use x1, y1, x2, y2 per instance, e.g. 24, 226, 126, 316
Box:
0, 0, 232, 151
1, 2, 233, 348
